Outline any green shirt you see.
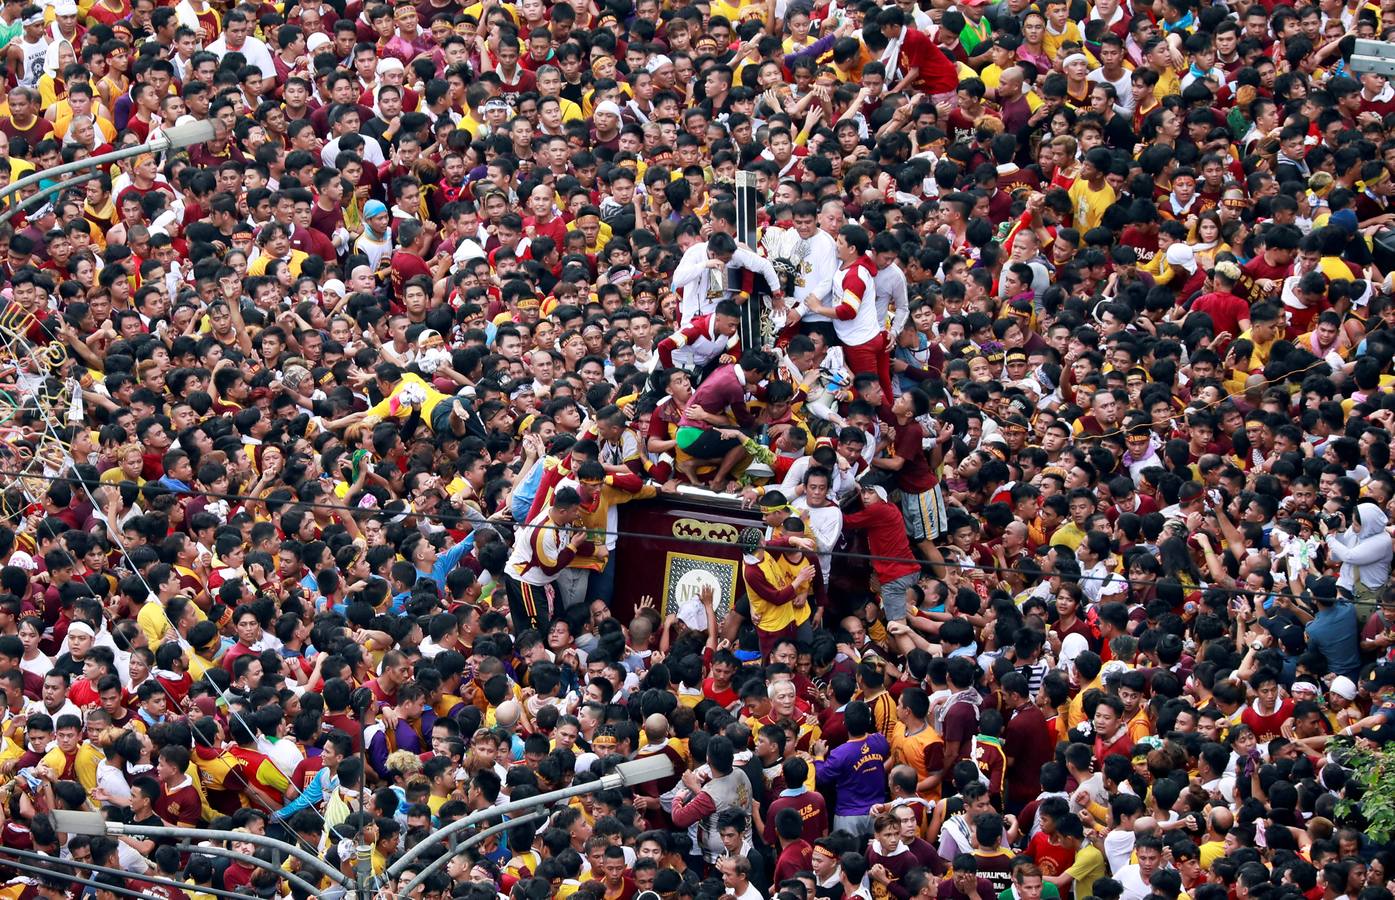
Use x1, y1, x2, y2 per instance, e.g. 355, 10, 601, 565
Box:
0, 19, 21, 51
999, 883, 1062, 900
960, 18, 992, 55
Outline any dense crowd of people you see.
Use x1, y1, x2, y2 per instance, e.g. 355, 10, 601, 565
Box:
0, 0, 1392, 900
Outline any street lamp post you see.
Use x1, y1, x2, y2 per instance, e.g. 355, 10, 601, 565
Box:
379, 754, 676, 887
50, 811, 348, 887
0, 845, 266, 900
172, 843, 328, 897
0, 169, 102, 227
0, 118, 217, 214
0, 852, 186, 900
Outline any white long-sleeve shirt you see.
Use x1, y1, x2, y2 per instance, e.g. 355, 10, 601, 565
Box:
672, 240, 781, 326
874, 261, 909, 336
762, 226, 838, 321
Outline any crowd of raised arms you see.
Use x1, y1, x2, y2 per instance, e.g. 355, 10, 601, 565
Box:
0, 1, 1394, 900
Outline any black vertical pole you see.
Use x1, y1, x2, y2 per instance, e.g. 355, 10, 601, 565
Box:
734, 171, 763, 350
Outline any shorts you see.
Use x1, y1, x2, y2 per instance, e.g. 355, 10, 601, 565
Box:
880, 570, 919, 621
900, 483, 947, 542
675, 426, 741, 459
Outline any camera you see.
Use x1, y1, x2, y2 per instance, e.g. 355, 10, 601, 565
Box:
1322, 511, 1346, 531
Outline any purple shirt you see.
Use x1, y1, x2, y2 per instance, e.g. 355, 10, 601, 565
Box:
678, 363, 754, 430
814, 732, 890, 815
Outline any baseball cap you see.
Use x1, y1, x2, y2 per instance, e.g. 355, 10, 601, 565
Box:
1260, 617, 1306, 654
1305, 575, 1341, 604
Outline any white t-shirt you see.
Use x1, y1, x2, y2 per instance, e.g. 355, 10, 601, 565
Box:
1104, 829, 1135, 874
1115, 863, 1151, 900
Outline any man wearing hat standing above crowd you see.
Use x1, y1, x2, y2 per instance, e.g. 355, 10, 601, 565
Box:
1303, 575, 1363, 680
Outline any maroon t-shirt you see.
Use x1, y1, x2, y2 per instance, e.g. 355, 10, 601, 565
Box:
941, 699, 979, 765
764, 790, 829, 846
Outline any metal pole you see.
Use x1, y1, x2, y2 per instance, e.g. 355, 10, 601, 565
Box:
380, 755, 674, 884
68, 820, 348, 881
0, 844, 257, 900
0, 853, 187, 900
0, 169, 100, 227
393, 811, 544, 898
173, 843, 325, 897
734, 169, 763, 350
354, 842, 370, 900
0, 119, 216, 212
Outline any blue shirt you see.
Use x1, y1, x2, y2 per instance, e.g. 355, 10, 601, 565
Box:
1306, 603, 1362, 678
511, 463, 545, 522
276, 763, 336, 820
415, 532, 477, 591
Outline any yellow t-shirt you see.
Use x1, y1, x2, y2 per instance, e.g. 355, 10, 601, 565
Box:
51, 103, 117, 143
40, 743, 102, 793
1068, 178, 1117, 232
365, 372, 450, 425
1050, 522, 1086, 552
1043, 21, 1084, 62
1235, 328, 1278, 369
558, 97, 584, 122
1066, 843, 1106, 900
247, 250, 309, 278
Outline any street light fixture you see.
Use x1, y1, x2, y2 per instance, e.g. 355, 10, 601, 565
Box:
380, 754, 676, 886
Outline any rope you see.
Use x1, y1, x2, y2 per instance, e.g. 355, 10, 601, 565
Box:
0, 463, 1339, 604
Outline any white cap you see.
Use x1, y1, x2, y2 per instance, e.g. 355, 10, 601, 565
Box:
1059, 632, 1090, 671
594, 100, 622, 120
1165, 242, 1197, 272
1330, 675, 1358, 700
377, 57, 404, 74
322, 278, 346, 297
646, 54, 673, 73
306, 32, 333, 53
149, 209, 177, 237
54, 1, 77, 15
